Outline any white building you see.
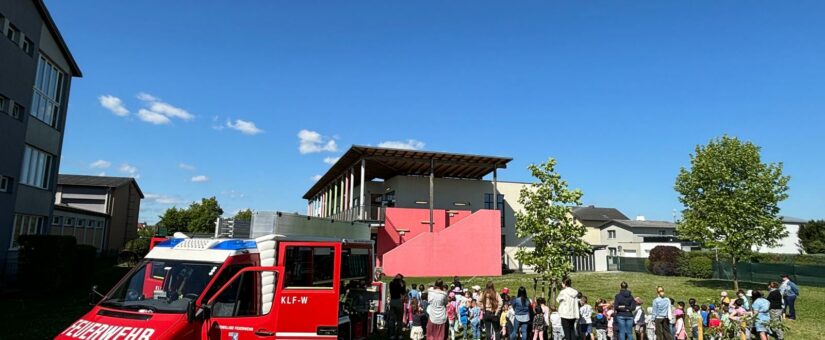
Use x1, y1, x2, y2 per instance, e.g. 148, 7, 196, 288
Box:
753, 216, 807, 254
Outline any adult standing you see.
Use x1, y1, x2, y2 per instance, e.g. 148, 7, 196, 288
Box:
557, 277, 580, 340
510, 287, 532, 340
651, 286, 673, 340
480, 281, 505, 340
389, 274, 407, 339
613, 281, 636, 340
427, 279, 449, 340
751, 290, 771, 340
453, 276, 463, 290
779, 274, 799, 320
767, 282, 785, 340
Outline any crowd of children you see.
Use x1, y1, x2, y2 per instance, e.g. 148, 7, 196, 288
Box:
393, 275, 795, 340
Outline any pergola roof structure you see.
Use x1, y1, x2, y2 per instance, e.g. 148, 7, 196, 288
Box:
303, 145, 512, 199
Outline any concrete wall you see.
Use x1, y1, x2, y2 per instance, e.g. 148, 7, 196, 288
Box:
380, 209, 501, 277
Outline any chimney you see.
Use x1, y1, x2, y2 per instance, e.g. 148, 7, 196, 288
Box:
635, 215, 646, 221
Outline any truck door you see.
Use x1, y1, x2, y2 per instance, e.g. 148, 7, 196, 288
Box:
204, 266, 283, 340
277, 242, 341, 338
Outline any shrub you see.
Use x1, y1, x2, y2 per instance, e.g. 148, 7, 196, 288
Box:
648, 246, 683, 276
17, 235, 77, 291
683, 256, 713, 278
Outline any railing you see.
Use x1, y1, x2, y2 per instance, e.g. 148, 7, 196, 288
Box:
325, 204, 386, 222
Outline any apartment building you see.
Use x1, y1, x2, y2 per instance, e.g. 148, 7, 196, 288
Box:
54, 175, 144, 254
0, 0, 81, 276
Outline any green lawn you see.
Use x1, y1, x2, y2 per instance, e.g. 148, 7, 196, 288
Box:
400, 272, 825, 340
2, 270, 822, 339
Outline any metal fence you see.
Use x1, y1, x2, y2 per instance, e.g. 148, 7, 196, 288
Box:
611, 256, 647, 273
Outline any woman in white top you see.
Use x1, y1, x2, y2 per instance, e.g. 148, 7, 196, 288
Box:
427, 279, 449, 340
556, 277, 580, 340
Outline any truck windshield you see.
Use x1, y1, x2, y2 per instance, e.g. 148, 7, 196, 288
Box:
100, 259, 219, 313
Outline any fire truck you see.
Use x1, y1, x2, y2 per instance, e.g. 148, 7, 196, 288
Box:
56, 212, 386, 340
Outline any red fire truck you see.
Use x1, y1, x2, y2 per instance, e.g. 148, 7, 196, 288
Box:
56, 213, 386, 340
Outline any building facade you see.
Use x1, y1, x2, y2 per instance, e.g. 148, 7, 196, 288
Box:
51, 204, 108, 251
55, 175, 144, 254
303, 146, 517, 276
753, 216, 807, 254
0, 0, 81, 277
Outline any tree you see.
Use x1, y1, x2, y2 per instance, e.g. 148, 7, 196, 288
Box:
156, 197, 224, 234
186, 197, 224, 233
157, 207, 190, 234
234, 208, 253, 222
675, 136, 790, 290
514, 158, 591, 297
798, 220, 825, 254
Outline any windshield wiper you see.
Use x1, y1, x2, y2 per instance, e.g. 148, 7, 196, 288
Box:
120, 304, 159, 312
99, 301, 123, 308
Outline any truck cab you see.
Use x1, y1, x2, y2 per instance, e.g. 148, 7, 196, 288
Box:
56, 230, 382, 340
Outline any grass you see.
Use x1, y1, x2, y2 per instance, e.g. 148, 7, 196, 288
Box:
399, 272, 825, 339
2, 269, 822, 339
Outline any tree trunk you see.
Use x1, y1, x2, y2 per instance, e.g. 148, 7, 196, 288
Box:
731, 256, 739, 291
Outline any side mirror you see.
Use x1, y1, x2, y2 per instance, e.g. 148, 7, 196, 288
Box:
186, 300, 196, 322
89, 285, 104, 306
198, 304, 211, 320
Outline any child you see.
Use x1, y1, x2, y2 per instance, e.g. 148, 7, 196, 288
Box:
447, 293, 457, 340
604, 303, 615, 340
674, 309, 687, 340
505, 300, 516, 338
533, 306, 547, 340
470, 300, 481, 340
707, 312, 721, 340
720, 291, 731, 306
645, 307, 656, 340
700, 304, 709, 329
579, 296, 594, 340
458, 299, 470, 340
500, 303, 510, 338
593, 306, 608, 340
633, 297, 645, 340
410, 299, 425, 340
686, 298, 699, 340
550, 306, 564, 340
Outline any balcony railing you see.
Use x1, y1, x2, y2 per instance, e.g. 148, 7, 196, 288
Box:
325, 204, 386, 222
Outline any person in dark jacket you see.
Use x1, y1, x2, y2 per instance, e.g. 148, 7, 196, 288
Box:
613, 281, 636, 340
594, 306, 609, 340
767, 282, 785, 340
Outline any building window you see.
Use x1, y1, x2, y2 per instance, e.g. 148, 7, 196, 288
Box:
21, 38, 33, 56
5, 24, 19, 43
11, 102, 23, 119
0, 94, 6, 113
88, 219, 94, 227
608, 230, 616, 239
78, 219, 86, 228
52, 216, 61, 225
31, 55, 65, 127
20, 145, 53, 189
484, 193, 505, 228
608, 247, 618, 256
10, 214, 45, 248
659, 230, 666, 236
0, 176, 9, 193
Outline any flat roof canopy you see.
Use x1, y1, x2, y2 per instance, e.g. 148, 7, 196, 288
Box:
303, 145, 512, 199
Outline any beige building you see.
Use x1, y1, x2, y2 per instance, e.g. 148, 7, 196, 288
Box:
54, 175, 143, 254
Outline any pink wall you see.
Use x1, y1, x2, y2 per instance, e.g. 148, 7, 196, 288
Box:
379, 209, 502, 277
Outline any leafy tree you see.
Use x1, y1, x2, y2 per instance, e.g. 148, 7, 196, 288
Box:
798, 220, 825, 254
514, 158, 590, 297
234, 208, 253, 222
157, 207, 190, 234
675, 136, 790, 290
156, 197, 224, 234
186, 197, 224, 233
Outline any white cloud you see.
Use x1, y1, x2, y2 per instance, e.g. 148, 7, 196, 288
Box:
148, 101, 194, 121
226, 119, 263, 135
378, 139, 426, 150
89, 159, 111, 169
98, 95, 129, 117
191, 175, 209, 182
178, 163, 195, 170
298, 129, 338, 154
144, 193, 185, 205
220, 190, 246, 199
96, 172, 106, 176
311, 174, 322, 181
323, 156, 340, 165
135, 92, 194, 123
137, 108, 171, 125
136, 92, 158, 102
119, 163, 139, 178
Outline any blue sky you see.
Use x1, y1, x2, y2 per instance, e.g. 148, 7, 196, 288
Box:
48, 1, 825, 223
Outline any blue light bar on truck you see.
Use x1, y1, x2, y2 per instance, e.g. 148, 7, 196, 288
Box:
211, 239, 257, 250
154, 238, 186, 248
